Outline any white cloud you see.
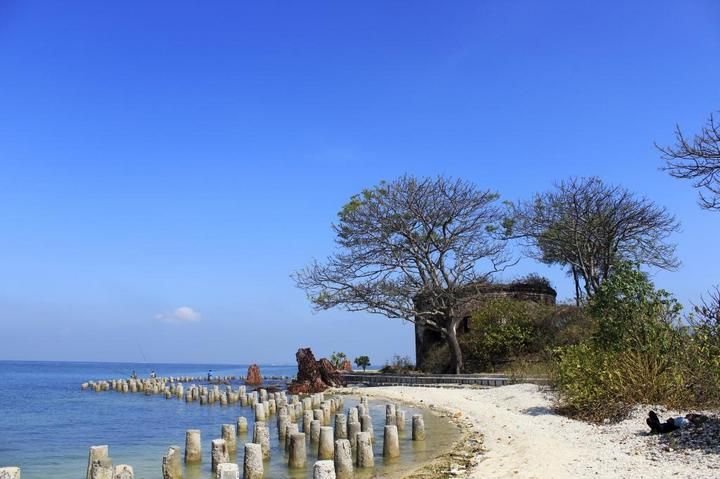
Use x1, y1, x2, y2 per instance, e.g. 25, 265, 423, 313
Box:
156, 306, 202, 323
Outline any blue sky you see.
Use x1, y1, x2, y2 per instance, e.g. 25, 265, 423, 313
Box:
1, 1, 719, 364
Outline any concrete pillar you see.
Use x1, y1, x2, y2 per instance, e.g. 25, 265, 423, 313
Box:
303, 410, 313, 433
396, 410, 406, 431
347, 421, 361, 451
0, 467, 20, 479
355, 432, 374, 468
254, 423, 271, 459
185, 430, 202, 464
0, 468, 21, 479
237, 417, 248, 435
242, 443, 263, 479
412, 414, 425, 441
385, 404, 397, 425
348, 408, 358, 425
357, 404, 367, 417
321, 403, 332, 426
360, 415, 373, 439
254, 403, 266, 422
283, 423, 297, 452
313, 408, 324, 422
161, 445, 182, 479
216, 463, 239, 479
318, 427, 334, 460
90, 458, 113, 479
222, 424, 237, 453
334, 414, 347, 440
383, 425, 400, 458
113, 465, 133, 479
313, 460, 336, 479
333, 439, 353, 479
211, 439, 230, 473
277, 414, 289, 440
288, 432, 307, 468
310, 419, 321, 443
87, 445, 109, 479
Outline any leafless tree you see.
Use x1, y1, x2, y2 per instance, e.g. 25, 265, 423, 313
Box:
510, 177, 680, 303
692, 286, 720, 331
293, 175, 512, 374
658, 111, 720, 211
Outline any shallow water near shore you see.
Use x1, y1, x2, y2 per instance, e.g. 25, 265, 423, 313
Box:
0, 360, 459, 478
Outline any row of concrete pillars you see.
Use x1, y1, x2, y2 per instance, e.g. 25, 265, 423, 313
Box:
75, 390, 426, 478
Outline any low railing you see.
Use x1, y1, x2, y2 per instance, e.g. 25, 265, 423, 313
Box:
341, 372, 550, 388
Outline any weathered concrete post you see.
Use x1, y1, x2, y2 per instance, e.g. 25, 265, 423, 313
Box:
254, 423, 271, 459
412, 414, 425, 441
347, 421, 361, 451
356, 432, 373, 468
185, 430, 202, 464
222, 425, 237, 454
312, 460, 336, 479
288, 432, 307, 468
333, 439, 353, 479
321, 403, 332, 426
0, 468, 21, 479
237, 417, 248, 435
396, 410, 406, 431
383, 425, 400, 458
113, 464, 134, 479
303, 410, 313, 433
161, 445, 183, 479
242, 443, 263, 479
310, 419, 321, 443
254, 403, 266, 422
284, 423, 299, 452
360, 415, 373, 439
216, 463, 240, 479
87, 445, 109, 479
385, 404, 397, 426
277, 415, 289, 440
347, 407, 358, 426
318, 427, 334, 460
90, 458, 113, 479
334, 414, 347, 440
211, 439, 230, 473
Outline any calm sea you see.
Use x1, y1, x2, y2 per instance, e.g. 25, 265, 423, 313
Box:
0, 360, 458, 479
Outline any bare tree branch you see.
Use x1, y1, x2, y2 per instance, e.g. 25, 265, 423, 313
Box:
658, 111, 720, 211
293, 175, 512, 373
509, 177, 680, 302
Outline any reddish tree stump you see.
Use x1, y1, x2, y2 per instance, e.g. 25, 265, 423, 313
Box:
288, 348, 345, 394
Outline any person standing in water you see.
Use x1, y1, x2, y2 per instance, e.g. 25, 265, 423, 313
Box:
207, 369, 212, 381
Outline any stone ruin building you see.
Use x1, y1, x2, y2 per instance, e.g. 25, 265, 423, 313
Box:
413, 279, 557, 370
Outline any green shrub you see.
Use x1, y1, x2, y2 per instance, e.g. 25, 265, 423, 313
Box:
458, 299, 592, 373
553, 262, 698, 421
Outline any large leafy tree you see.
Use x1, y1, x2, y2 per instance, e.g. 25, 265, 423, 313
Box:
658, 111, 720, 211
294, 175, 511, 374
510, 177, 680, 303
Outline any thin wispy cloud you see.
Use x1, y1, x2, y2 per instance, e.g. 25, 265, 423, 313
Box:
155, 306, 201, 323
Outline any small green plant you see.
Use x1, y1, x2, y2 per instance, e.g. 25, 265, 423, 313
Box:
329, 351, 347, 369
354, 355, 371, 371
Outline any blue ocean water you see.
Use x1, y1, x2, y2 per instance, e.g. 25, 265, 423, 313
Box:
0, 361, 457, 479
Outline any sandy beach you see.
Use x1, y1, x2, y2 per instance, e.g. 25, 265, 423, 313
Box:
353, 384, 720, 479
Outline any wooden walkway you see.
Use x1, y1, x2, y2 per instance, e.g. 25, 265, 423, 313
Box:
341, 372, 550, 388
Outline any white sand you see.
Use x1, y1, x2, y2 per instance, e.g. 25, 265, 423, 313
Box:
356, 384, 720, 479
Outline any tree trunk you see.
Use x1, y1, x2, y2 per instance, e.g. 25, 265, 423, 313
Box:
572, 265, 581, 307
445, 324, 463, 374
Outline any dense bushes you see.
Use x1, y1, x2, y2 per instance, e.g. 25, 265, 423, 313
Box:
553, 263, 720, 421
422, 298, 593, 374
